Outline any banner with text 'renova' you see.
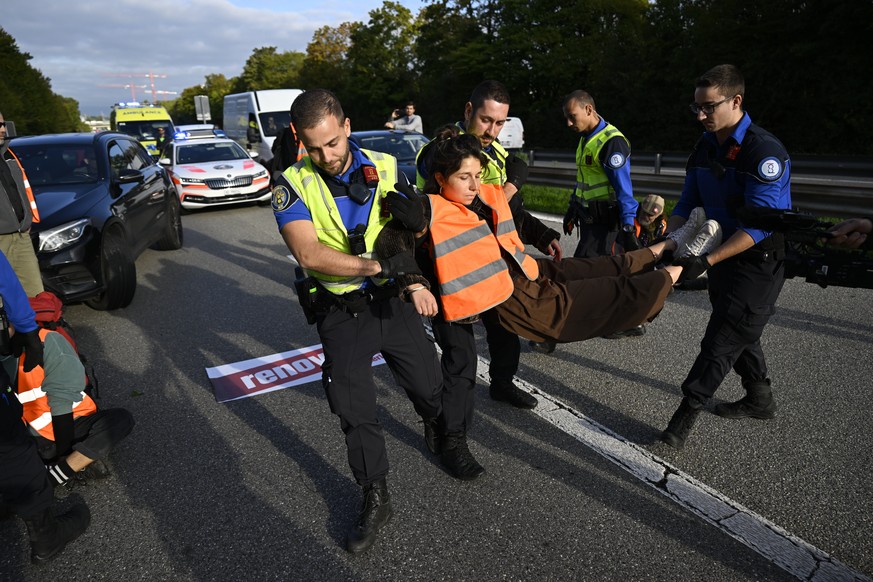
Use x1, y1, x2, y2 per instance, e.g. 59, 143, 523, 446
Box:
206, 343, 386, 403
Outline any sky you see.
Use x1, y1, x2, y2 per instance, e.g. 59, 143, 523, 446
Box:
3, 0, 427, 116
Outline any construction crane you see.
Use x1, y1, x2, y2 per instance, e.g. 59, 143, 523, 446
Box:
98, 83, 147, 101
101, 71, 176, 103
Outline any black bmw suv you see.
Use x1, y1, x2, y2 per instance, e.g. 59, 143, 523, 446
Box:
11, 132, 183, 310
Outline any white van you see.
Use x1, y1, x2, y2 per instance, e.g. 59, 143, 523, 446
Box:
497, 117, 525, 150
223, 89, 304, 163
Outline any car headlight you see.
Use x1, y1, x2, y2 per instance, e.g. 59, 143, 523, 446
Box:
38, 218, 90, 252
179, 176, 205, 184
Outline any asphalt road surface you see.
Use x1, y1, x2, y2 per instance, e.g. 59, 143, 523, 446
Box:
2, 204, 870, 581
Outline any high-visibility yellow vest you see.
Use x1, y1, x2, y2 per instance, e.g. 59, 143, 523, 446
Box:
575, 123, 628, 202
283, 150, 396, 295
415, 125, 509, 189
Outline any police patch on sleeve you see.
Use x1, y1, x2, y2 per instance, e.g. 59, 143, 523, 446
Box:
607, 153, 626, 169
757, 157, 783, 181
271, 185, 293, 212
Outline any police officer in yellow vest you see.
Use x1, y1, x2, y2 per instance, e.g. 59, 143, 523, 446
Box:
272, 89, 442, 554
562, 90, 640, 259
416, 81, 561, 409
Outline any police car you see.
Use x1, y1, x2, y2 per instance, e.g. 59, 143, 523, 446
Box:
159, 128, 270, 211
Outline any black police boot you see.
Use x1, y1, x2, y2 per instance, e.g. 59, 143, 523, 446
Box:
528, 340, 556, 354
24, 502, 91, 564
440, 433, 485, 481
346, 478, 393, 554
660, 397, 703, 450
602, 325, 647, 339
489, 379, 537, 409
422, 417, 441, 455
714, 379, 776, 420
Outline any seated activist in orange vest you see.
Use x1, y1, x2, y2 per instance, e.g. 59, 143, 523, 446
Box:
2, 311, 135, 491
381, 129, 690, 345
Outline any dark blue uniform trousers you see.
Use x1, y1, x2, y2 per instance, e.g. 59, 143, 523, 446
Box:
681, 253, 785, 403
316, 296, 442, 486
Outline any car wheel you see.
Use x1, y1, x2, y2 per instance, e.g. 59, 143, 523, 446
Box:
85, 231, 137, 311
154, 196, 184, 250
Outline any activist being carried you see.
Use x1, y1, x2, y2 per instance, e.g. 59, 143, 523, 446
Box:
271, 88, 442, 554
382, 127, 685, 343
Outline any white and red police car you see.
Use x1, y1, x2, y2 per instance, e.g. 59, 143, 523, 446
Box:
159, 127, 270, 211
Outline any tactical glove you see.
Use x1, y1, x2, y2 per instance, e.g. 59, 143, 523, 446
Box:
11, 329, 44, 373
377, 252, 422, 279
563, 204, 577, 236
675, 254, 711, 283
620, 227, 642, 251
504, 155, 529, 190
386, 183, 427, 232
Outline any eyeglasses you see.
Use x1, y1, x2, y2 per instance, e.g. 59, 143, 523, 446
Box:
0, 122, 6, 128
689, 96, 733, 116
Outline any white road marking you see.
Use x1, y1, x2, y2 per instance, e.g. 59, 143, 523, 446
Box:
475, 355, 870, 582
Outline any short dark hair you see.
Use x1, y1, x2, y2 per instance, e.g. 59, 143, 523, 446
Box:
469, 80, 510, 113
696, 64, 745, 100
563, 90, 595, 110
290, 89, 344, 130
405, 101, 415, 107
423, 124, 489, 194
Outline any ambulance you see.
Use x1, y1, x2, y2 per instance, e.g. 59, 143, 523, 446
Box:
110, 102, 175, 158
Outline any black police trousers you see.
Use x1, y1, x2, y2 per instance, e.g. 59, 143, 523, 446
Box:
316, 296, 442, 486
681, 252, 785, 403
573, 223, 619, 259
1, 399, 53, 520
431, 317, 477, 436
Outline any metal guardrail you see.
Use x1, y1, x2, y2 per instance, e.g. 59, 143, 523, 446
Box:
526, 150, 873, 218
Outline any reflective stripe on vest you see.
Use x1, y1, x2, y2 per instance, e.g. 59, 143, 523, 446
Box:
284, 149, 396, 294
427, 183, 538, 322
15, 329, 96, 441
6, 148, 40, 223
575, 124, 628, 202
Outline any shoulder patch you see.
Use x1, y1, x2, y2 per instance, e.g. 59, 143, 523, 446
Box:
271, 185, 294, 212
757, 157, 783, 181
607, 153, 626, 169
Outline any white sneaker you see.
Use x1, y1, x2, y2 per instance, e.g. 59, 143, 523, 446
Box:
667, 207, 707, 255
676, 219, 722, 260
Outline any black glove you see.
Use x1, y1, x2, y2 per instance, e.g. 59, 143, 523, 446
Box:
385, 184, 427, 232
378, 252, 422, 279
11, 329, 44, 373
504, 155, 529, 189
563, 204, 578, 236
675, 254, 711, 283
620, 227, 642, 251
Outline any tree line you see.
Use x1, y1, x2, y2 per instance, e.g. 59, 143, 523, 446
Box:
3, 1, 872, 155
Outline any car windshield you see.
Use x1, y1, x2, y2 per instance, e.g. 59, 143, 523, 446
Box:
258, 111, 292, 138
116, 120, 174, 140
354, 133, 429, 163
12, 143, 100, 187
175, 141, 249, 164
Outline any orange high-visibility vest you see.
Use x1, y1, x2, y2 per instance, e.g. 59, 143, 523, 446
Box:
290, 123, 307, 162
427, 183, 538, 322
7, 148, 40, 223
16, 329, 96, 440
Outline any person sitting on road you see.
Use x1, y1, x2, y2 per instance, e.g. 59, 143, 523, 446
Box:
634, 194, 668, 248
2, 301, 135, 491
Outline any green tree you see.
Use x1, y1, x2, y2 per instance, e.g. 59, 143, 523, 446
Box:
343, 1, 420, 128
236, 47, 305, 92
299, 22, 358, 95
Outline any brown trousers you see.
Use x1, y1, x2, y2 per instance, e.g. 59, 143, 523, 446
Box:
493, 248, 673, 343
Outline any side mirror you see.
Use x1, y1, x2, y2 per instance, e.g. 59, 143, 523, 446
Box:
248, 151, 260, 160
159, 157, 171, 166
